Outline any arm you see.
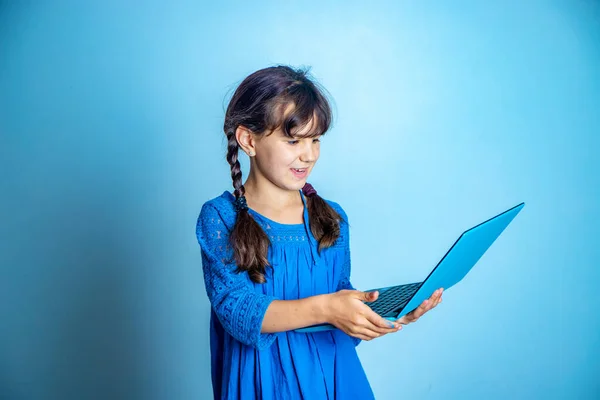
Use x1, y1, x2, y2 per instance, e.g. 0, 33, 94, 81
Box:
259, 203, 400, 340
197, 203, 278, 349
261, 296, 329, 332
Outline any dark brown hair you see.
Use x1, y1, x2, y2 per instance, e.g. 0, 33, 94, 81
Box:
224, 65, 342, 283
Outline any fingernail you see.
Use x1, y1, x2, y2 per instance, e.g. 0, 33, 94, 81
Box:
387, 321, 395, 328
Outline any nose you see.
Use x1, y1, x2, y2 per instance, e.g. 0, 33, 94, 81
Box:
299, 142, 317, 164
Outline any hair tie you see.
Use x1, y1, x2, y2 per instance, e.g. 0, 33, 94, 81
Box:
234, 196, 249, 212
302, 183, 317, 197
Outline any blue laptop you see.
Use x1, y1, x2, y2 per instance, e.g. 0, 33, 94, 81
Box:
295, 202, 525, 333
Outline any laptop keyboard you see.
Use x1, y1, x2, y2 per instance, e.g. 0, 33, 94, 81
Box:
364, 282, 422, 317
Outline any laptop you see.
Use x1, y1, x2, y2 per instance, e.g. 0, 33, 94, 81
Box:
295, 202, 525, 333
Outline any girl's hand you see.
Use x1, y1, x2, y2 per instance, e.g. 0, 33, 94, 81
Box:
324, 290, 401, 341
396, 288, 444, 325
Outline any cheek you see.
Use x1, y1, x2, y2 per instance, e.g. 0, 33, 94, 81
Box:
261, 150, 294, 172
280, 148, 301, 166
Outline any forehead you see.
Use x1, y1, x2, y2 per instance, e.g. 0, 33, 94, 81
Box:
292, 115, 321, 138
269, 103, 322, 139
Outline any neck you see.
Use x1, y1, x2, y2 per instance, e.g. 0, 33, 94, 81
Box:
243, 170, 301, 212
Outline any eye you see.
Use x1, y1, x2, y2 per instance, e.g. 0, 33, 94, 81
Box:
287, 140, 299, 145
313, 138, 321, 143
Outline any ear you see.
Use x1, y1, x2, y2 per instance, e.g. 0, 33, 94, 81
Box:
235, 126, 256, 157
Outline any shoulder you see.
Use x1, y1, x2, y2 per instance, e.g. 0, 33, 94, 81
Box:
320, 197, 351, 247
197, 191, 237, 232
324, 198, 349, 223
323, 197, 351, 242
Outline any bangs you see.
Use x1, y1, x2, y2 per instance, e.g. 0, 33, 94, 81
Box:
264, 80, 332, 138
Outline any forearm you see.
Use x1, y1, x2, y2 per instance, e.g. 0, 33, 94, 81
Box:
261, 294, 330, 333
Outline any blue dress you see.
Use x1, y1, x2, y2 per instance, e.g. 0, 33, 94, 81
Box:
196, 190, 374, 400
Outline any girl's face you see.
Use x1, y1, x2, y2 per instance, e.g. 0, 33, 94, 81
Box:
252, 121, 321, 193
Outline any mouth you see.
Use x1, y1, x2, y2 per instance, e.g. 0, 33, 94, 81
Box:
291, 168, 308, 179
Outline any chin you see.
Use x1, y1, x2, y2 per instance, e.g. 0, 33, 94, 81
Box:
289, 182, 306, 191
283, 180, 307, 192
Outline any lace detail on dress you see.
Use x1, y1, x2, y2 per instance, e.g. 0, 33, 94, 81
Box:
197, 202, 277, 349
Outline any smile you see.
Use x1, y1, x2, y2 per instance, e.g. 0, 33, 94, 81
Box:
291, 168, 308, 178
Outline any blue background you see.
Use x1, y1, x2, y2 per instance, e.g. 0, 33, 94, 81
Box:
1, 1, 599, 399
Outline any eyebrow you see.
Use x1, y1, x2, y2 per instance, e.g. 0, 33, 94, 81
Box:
287, 132, 322, 139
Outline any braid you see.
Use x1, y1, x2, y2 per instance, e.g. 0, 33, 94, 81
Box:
303, 183, 342, 251
226, 130, 245, 199
225, 127, 270, 283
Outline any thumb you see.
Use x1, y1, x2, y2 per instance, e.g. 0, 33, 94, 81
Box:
361, 290, 378, 302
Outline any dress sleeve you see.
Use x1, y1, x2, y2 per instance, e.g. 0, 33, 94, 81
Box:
196, 203, 277, 350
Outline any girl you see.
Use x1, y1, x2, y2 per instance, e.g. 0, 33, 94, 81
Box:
196, 65, 443, 399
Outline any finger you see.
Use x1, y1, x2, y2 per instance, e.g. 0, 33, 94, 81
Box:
354, 326, 385, 340
417, 292, 442, 316
364, 290, 379, 302
396, 313, 416, 325
362, 317, 399, 335
364, 310, 401, 330
431, 289, 443, 306
348, 324, 380, 339
397, 297, 434, 325
429, 288, 442, 302
426, 298, 436, 311
355, 290, 378, 302
345, 327, 374, 341
436, 289, 444, 306
436, 288, 444, 301
351, 312, 398, 334
433, 292, 442, 307
411, 299, 430, 320
367, 324, 398, 334
422, 293, 441, 313
397, 307, 422, 325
